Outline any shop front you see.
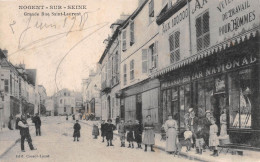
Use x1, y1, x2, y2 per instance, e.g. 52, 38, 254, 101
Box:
159, 38, 260, 147
121, 78, 161, 130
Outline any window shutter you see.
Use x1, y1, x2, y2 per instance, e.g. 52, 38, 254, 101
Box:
196, 17, 202, 37
130, 22, 135, 45
148, 47, 152, 71
154, 41, 158, 68
122, 30, 127, 51
169, 34, 175, 63
142, 49, 148, 73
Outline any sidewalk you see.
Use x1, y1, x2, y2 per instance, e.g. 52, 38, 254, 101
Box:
79, 120, 260, 162
0, 120, 35, 158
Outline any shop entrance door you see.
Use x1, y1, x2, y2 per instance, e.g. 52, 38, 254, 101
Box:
136, 94, 142, 123
212, 93, 226, 135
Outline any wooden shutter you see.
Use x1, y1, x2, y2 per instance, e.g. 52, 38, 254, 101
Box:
154, 41, 158, 68
142, 49, 148, 73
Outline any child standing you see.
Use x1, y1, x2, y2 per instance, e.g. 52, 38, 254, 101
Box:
195, 125, 204, 154
92, 122, 99, 139
118, 120, 126, 147
106, 119, 116, 147
183, 126, 193, 152
101, 120, 106, 142
209, 118, 219, 156
73, 120, 81, 142
126, 120, 135, 148
134, 120, 143, 149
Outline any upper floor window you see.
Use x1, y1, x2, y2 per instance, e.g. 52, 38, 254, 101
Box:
149, 0, 155, 24
149, 0, 154, 17
196, 11, 210, 52
4, 79, 8, 93
130, 21, 135, 46
60, 99, 62, 104
149, 41, 158, 70
142, 49, 148, 73
122, 30, 127, 51
130, 60, 135, 80
123, 64, 127, 85
169, 30, 180, 64
112, 52, 119, 85
64, 92, 66, 96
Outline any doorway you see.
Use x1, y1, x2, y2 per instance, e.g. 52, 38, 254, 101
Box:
136, 94, 142, 124
212, 93, 226, 135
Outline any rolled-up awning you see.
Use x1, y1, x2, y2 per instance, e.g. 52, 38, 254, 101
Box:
151, 26, 259, 78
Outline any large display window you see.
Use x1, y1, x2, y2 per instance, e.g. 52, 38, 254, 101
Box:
228, 68, 254, 129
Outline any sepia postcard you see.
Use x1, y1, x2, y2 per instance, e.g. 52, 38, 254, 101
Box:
0, 0, 259, 161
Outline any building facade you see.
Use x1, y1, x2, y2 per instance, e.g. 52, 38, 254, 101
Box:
54, 89, 76, 115
82, 67, 102, 118
152, 0, 260, 148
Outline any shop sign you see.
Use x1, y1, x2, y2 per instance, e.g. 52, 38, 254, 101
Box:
161, 55, 257, 89
217, 0, 257, 36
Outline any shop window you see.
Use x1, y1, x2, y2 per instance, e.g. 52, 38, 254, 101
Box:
229, 69, 253, 129
197, 80, 206, 111
169, 31, 180, 64
122, 30, 127, 51
130, 60, 135, 80
142, 49, 148, 73
125, 96, 136, 121
130, 21, 135, 46
123, 64, 127, 85
171, 87, 179, 121
196, 11, 210, 52
179, 84, 191, 128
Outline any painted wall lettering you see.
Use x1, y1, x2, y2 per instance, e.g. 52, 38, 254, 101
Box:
192, 0, 208, 14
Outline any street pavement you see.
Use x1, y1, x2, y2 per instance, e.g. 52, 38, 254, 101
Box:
1, 117, 193, 162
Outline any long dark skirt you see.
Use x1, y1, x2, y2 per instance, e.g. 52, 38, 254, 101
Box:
135, 134, 142, 143
127, 131, 134, 142
106, 132, 113, 140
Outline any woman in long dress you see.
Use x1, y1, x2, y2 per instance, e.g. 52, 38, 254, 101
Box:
164, 115, 178, 154
143, 115, 155, 152
220, 108, 227, 136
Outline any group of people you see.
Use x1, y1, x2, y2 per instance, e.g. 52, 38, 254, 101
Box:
163, 107, 228, 157
92, 115, 156, 152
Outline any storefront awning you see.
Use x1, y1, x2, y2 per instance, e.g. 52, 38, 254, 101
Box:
151, 26, 259, 78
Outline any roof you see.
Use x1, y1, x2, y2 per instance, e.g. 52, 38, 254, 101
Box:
98, 0, 149, 64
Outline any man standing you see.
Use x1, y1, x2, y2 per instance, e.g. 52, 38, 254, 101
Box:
18, 114, 37, 152
33, 113, 41, 136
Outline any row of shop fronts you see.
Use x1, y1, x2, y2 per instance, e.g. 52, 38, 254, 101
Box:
118, 34, 259, 148
97, 0, 260, 148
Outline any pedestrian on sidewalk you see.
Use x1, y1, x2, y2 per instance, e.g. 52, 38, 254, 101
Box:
73, 120, 81, 142
209, 117, 219, 157
164, 114, 178, 154
66, 114, 68, 121
126, 120, 135, 148
100, 120, 106, 142
33, 113, 41, 136
15, 114, 21, 130
8, 115, 14, 130
183, 126, 193, 152
106, 119, 116, 147
92, 122, 99, 139
118, 119, 126, 147
188, 108, 198, 148
203, 110, 212, 150
72, 114, 75, 120
115, 116, 120, 130
18, 114, 37, 152
134, 120, 143, 149
143, 115, 155, 152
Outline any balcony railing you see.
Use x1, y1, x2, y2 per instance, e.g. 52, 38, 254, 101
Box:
101, 80, 111, 92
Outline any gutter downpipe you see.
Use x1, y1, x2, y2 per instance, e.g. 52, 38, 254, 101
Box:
187, 0, 192, 56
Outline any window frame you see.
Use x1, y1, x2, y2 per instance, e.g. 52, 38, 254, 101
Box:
123, 64, 127, 85
142, 49, 148, 73
130, 21, 135, 46
130, 59, 135, 80
122, 30, 127, 51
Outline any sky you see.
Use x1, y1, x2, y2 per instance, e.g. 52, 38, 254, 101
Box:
0, 0, 138, 96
